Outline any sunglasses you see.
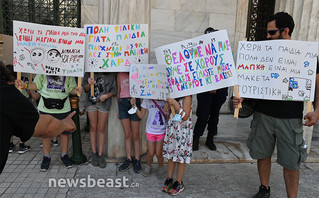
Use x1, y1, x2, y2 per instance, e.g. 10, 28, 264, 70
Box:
266, 28, 285, 35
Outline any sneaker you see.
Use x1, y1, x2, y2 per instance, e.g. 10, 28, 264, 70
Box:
90, 152, 99, 167
162, 178, 173, 193
51, 140, 59, 147
8, 143, 15, 153
133, 159, 142, 173
60, 154, 73, 168
119, 158, 132, 172
98, 155, 106, 168
18, 143, 31, 154
40, 156, 51, 172
169, 181, 184, 196
141, 165, 152, 177
253, 185, 270, 198
156, 166, 166, 179
40, 143, 43, 147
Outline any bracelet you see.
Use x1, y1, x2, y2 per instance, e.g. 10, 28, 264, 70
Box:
179, 108, 183, 114
22, 83, 28, 90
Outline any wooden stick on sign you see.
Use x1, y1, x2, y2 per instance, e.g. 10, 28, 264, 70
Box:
170, 105, 175, 117
29, 73, 33, 83
17, 72, 21, 91
90, 72, 94, 97
233, 85, 241, 119
77, 77, 81, 96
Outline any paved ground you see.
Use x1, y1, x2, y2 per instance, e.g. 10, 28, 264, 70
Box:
1, 114, 319, 198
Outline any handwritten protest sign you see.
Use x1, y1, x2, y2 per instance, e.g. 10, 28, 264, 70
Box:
155, 30, 238, 98
130, 64, 168, 100
13, 21, 85, 77
236, 40, 318, 101
84, 24, 148, 72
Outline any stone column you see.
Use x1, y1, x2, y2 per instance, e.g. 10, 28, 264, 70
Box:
101, 0, 150, 159
80, 0, 150, 159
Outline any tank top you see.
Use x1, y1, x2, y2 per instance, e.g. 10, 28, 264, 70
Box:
119, 72, 130, 98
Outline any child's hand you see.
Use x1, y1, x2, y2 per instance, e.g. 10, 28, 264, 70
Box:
15, 79, 25, 89
88, 77, 95, 85
164, 102, 170, 113
130, 98, 136, 106
167, 98, 177, 106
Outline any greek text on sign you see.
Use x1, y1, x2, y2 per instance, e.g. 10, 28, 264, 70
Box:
236, 40, 318, 101
130, 64, 168, 100
13, 21, 85, 77
84, 24, 149, 72
155, 30, 238, 98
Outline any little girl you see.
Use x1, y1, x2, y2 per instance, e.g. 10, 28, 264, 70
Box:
130, 98, 167, 178
162, 95, 193, 196
82, 72, 117, 168
117, 72, 142, 173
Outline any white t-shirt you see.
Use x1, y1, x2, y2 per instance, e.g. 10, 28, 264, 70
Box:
141, 99, 167, 135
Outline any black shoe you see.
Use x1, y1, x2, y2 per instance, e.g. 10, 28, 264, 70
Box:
51, 140, 59, 147
253, 185, 270, 198
8, 143, 15, 153
205, 132, 216, 151
40, 156, 51, 172
192, 135, 200, 151
18, 143, 31, 154
205, 140, 216, 150
133, 159, 142, 173
61, 154, 73, 168
119, 158, 131, 172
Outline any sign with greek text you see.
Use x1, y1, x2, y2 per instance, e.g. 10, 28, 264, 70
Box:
130, 64, 168, 100
13, 21, 85, 77
155, 30, 238, 98
84, 24, 149, 72
236, 40, 318, 101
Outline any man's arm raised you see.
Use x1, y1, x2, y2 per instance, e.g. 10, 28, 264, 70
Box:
33, 112, 76, 138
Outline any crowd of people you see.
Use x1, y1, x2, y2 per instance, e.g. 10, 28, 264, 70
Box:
1, 11, 319, 198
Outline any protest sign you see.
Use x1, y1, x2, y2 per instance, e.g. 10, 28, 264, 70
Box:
13, 21, 85, 77
236, 40, 318, 101
155, 30, 238, 98
84, 24, 148, 72
130, 64, 168, 100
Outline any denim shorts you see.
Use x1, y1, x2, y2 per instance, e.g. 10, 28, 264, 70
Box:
247, 111, 307, 170
87, 102, 109, 113
118, 98, 141, 121
39, 111, 73, 135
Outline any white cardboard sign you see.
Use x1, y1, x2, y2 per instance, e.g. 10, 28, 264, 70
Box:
236, 40, 318, 101
129, 64, 168, 100
13, 21, 85, 77
84, 24, 149, 72
155, 30, 238, 98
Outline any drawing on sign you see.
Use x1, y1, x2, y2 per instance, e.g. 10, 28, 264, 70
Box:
284, 77, 311, 101
47, 49, 61, 63
30, 48, 45, 63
